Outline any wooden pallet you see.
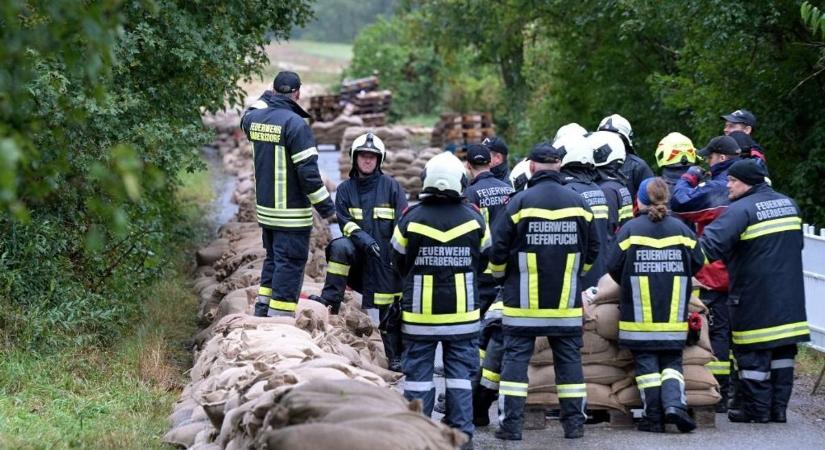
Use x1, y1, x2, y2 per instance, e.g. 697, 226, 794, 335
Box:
522, 405, 716, 430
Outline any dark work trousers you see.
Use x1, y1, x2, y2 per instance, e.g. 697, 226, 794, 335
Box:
734, 344, 797, 417
499, 334, 586, 437
257, 228, 310, 317
402, 337, 479, 437
320, 237, 403, 362
702, 290, 731, 400
632, 350, 687, 423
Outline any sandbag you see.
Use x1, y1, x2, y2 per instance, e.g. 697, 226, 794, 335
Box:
197, 239, 230, 266
162, 420, 211, 448
527, 365, 556, 392
688, 296, 709, 314
593, 274, 620, 304
584, 364, 626, 385
683, 345, 716, 366
686, 388, 721, 406
587, 383, 625, 411
683, 364, 719, 390
613, 384, 642, 407
594, 303, 620, 340
582, 331, 612, 355
530, 348, 554, 366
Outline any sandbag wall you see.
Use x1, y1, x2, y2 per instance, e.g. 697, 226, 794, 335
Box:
165, 115, 467, 449
526, 275, 722, 413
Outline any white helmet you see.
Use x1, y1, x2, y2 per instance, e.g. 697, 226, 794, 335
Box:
553, 122, 587, 144
588, 131, 626, 167
556, 134, 595, 168
421, 152, 467, 197
350, 132, 386, 165
509, 158, 532, 192
598, 114, 633, 147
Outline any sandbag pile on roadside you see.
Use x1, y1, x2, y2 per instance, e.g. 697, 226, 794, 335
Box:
311, 114, 364, 145
526, 274, 721, 413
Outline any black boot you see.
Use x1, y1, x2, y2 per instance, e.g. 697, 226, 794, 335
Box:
472, 386, 497, 427
459, 438, 474, 450
254, 295, 270, 317
563, 423, 584, 439
715, 391, 729, 413
771, 409, 787, 423
728, 409, 770, 423
494, 428, 522, 441
665, 406, 696, 432
636, 418, 664, 433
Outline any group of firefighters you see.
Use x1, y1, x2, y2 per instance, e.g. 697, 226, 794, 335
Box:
240, 71, 810, 448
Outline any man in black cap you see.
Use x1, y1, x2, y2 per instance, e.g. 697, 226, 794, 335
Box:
489, 142, 599, 440
482, 136, 512, 185
671, 135, 740, 410
700, 159, 809, 424
241, 71, 335, 318
721, 109, 757, 137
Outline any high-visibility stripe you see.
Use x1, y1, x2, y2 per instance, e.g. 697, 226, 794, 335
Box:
391, 226, 407, 254
499, 381, 528, 397
527, 253, 539, 310
373, 207, 395, 220
591, 205, 609, 220
582, 263, 592, 273
503, 316, 582, 328
503, 306, 582, 318
257, 215, 313, 228
740, 370, 771, 381
343, 221, 361, 237
412, 275, 422, 313
348, 208, 364, 220
482, 368, 501, 383
706, 361, 731, 375
422, 275, 433, 315
481, 223, 492, 251
480, 378, 499, 390
740, 216, 801, 240
256, 205, 313, 217
455, 273, 467, 313
258, 286, 272, 296
274, 145, 287, 209
269, 299, 297, 312
619, 235, 696, 251
401, 322, 480, 336
732, 321, 809, 345
489, 261, 506, 278
636, 373, 662, 389
661, 368, 684, 383
771, 359, 795, 370
327, 261, 350, 276
479, 349, 486, 360
639, 276, 652, 323
619, 330, 688, 341
308, 186, 330, 204
402, 309, 479, 324
446, 378, 472, 390
291, 146, 318, 164
618, 205, 634, 221
558, 253, 579, 309
407, 220, 481, 243
465, 272, 475, 311
557, 383, 587, 399
619, 321, 688, 332
373, 292, 399, 306
405, 381, 435, 392
669, 276, 686, 323
488, 301, 503, 311
511, 207, 593, 224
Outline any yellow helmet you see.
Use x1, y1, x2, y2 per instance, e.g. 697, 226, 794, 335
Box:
655, 132, 696, 167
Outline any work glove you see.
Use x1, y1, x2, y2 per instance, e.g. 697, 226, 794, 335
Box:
368, 242, 382, 259
351, 230, 380, 257
308, 294, 340, 315
686, 311, 702, 345
680, 166, 704, 187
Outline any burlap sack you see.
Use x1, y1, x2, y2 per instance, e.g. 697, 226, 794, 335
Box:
197, 239, 230, 266
594, 303, 621, 340
162, 420, 211, 448
582, 331, 612, 355
683, 345, 716, 366
593, 274, 620, 304
584, 364, 627, 385
683, 364, 719, 390
613, 384, 642, 407
688, 296, 709, 314
527, 365, 557, 392
698, 315, 712, 352
530, 348, 554, 366
686, 388, 721, 406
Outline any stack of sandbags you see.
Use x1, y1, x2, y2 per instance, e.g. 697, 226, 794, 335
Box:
386, 147, 442, 199
311, 114, 364, 146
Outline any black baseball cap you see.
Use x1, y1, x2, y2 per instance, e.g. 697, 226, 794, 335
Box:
273, 71, 301, 94
728, 159, 767, 185
697, 136, 741, 157
528, 142, 566, 163
482, 136, 509, 156
721, 109, 756, 128
466, 144, 491, 165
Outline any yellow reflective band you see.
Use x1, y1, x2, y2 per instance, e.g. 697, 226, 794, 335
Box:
257, 215, 313, 228
348, 208, 364, 220
669, 276, 682, 323
528, 253, 539, 310
591, 205, 609, 220
732, 321, 809, 345
692, 287, 700, 298
258, 286, 272, 296
619, 205, 634, 220
499, 381, 528, 397
557, 383, 587, 399
402, 309, 480, 324
511, 207, 593, 224
488, 261, 506, 276
343, 221, 361, 237
422, 275, 433, 315
636, 373, 662, 389
291, 146, 318, 164
583, 263, 592, 273
455, 273, 467, 313
373, 207, 395, 220
479, 349, 486, 359
327, 261, 350, 276
392, 226, 408, 247
706, 361, 731, 375
640, 276, 652, 323
558, 253, 577, 309
481, 207, 490, 224
256, 205, 313, 217
618, 235, 697, 251
503, 306, 582, 318
374, 292, 400, 306
661, 368, 684, 383
482, 368, 501, 382
740, 216, 801, 241
619, 321, 688, 332
407, 220, 481, 243
488, 301, 503, 311
481, 223, 492, 249
269, 299, 297, 312
308, 186, 330, 204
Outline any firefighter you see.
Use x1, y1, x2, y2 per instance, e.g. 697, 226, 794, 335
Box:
308, 132, 407, 371
605, 177, 705, 433
590, 130, 634, 234
489, 142, 600, 440
671, 135, 740, 411
700, 159, 810, 424
655, 132, 698, 191
556, 132, 610, 289
241, 71, 335, 318
391, 152, 488, 448
597, 114, 655, 199
481, 136, 511, 184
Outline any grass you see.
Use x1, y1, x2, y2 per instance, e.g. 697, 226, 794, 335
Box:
0, 168, 211, 449
798, 345, 825, 378
290, 39, 353, 61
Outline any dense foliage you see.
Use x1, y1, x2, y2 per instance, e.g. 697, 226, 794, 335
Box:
293, 0, 397, 42
0, 0, 312, 349
352, 0, 825, 223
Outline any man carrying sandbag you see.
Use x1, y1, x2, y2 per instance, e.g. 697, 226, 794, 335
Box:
488, 142, 600, 440
391, 152, 488, 449
605, 177, 705, 433
308, 132, 408, 371
700, 159, 809, 424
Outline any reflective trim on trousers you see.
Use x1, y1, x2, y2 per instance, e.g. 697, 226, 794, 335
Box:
636, 372, 662, 389
499, 381, 528, 398
269, 299, 297, 312
267, 308, 293, 317
482, 368, 501, 383
557, 383, 587, 399
446, 378, 472, 390
771, 359, 795, 370
405, 380, 436, 392
502, 316, 582, 328
661, 368, 684, 383
401, 322, 480, 336
480, 378, 500, 390
706, 360, 731, 375
740, 369, 771, 381
258, 286, 272, 296
326, 261, 350, 276
363, 307, 379, 326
